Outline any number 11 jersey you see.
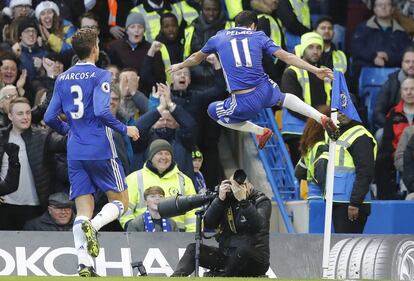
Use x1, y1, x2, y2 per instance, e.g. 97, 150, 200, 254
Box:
46, 62, 127, 160
201, 27, 281, 92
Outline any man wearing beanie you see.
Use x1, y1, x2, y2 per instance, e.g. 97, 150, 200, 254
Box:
18, 16, 46, 80
129, 0, 196, 43
108, 12, 164, 95
281, 32, 331, 165
120, 138, 197, 232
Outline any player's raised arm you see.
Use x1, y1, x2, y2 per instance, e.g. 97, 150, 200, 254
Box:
273, 48, 334, 81
44, 82, 69, 136
170, 51, 209, 73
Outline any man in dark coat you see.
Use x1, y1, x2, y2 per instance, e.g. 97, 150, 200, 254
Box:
24, 192, 74, 231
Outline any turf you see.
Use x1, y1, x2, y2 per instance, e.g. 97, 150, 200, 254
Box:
0, 277, 326, 281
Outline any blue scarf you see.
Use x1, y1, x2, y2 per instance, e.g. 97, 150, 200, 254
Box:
194, 171, 206, 193
142, 209, 172, 232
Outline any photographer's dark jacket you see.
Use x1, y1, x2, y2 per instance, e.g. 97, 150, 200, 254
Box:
203, 189, 271, 264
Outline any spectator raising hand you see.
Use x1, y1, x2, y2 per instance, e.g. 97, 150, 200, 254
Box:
16, 69, 27, 97
119, 70, 140, 97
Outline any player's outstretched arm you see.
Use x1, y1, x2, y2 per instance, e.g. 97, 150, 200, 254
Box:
170, 51, 209, 73
273, 49, 334, 80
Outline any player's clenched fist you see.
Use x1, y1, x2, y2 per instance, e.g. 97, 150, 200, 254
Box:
127, 126, 140, 141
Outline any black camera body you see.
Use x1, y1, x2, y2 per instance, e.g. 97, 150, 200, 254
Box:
158, 169, 248, 218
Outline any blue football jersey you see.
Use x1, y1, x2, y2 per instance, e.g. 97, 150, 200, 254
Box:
44, 62, 127, 160
201, 27, 281, 92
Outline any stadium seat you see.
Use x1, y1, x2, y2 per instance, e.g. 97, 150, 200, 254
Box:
358, 67, 400, 129
332, 24, 345, 51
358, 67, 400, 99
285, 31, 301, 53
365, 86, 381, 129
311, 14, 322, 28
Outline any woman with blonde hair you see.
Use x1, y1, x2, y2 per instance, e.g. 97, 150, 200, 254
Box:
35, 1, 76, 55
295, 105, 330, 200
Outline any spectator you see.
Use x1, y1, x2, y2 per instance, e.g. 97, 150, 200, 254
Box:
120, 139, 197, 232
29, 52, 64, 126
350, 0, 411, 82
129, 0, 193, 43
106, 64, 120, 84
314, 15, 347, 74
107, 12, 164, 94
133, 83, 196, 178
375, 46, 414, 130
0, 143, 20, 197
118, 68, 148, 125
17, 16, 47, 81
109, 83, 132, 175
0, 52, 33, 104
276, 0, 311, 36
71, 12, 111, 68
281, 32, 331, 165
141, 13, 183, 86
23, 192, 74, 231
252, 0, 287, 85
394, 126, 414, 172
0, 85, 18, 128
183, 0, 233, 91
376, 77, 414, 199
35, 1, 77, 55
33, 0, 85, 24
126, 186, 179, 232
295, 105, 329, 200
1, 0, 34, 44
0, 97, 66, 230
192, 147, 206, 194
316, 112, 376, 233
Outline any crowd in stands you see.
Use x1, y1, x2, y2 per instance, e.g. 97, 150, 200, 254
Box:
0, 0, 413, 232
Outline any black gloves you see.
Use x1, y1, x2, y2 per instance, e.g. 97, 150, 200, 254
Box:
4, 143, 19, 163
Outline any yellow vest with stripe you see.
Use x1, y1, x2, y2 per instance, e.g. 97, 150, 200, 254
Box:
130, 4, 181, 42
281, 66, 331, 135
258, 14, 284, 47
333, 125, 376, 203
224, 0, 243, 19
288, 0, 311, 28
119, 164, 197, 231
303, 141, 327, 199
173, 1, 199, 26
183, 21, 235, 58
159, 43, 172, 85
332, 49, 347, 74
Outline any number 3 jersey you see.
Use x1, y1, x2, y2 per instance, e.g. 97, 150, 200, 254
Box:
45, 62, 127, 160
201, 27, 281, 92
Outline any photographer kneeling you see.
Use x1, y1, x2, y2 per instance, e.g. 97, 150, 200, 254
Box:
171, 171, 272, 277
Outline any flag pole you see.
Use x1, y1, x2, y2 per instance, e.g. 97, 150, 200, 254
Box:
322, 108, 337, 278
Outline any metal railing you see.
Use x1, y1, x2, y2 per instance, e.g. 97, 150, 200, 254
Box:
252, 108, 300, 233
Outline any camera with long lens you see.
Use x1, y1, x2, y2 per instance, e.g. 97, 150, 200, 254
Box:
158, 169, 247, 218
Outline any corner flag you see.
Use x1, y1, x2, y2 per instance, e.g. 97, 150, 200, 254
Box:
331, 70, 361, 122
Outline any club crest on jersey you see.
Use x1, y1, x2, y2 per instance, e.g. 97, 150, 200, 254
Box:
340, 91, 348, 109
102, 82, 110, 93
